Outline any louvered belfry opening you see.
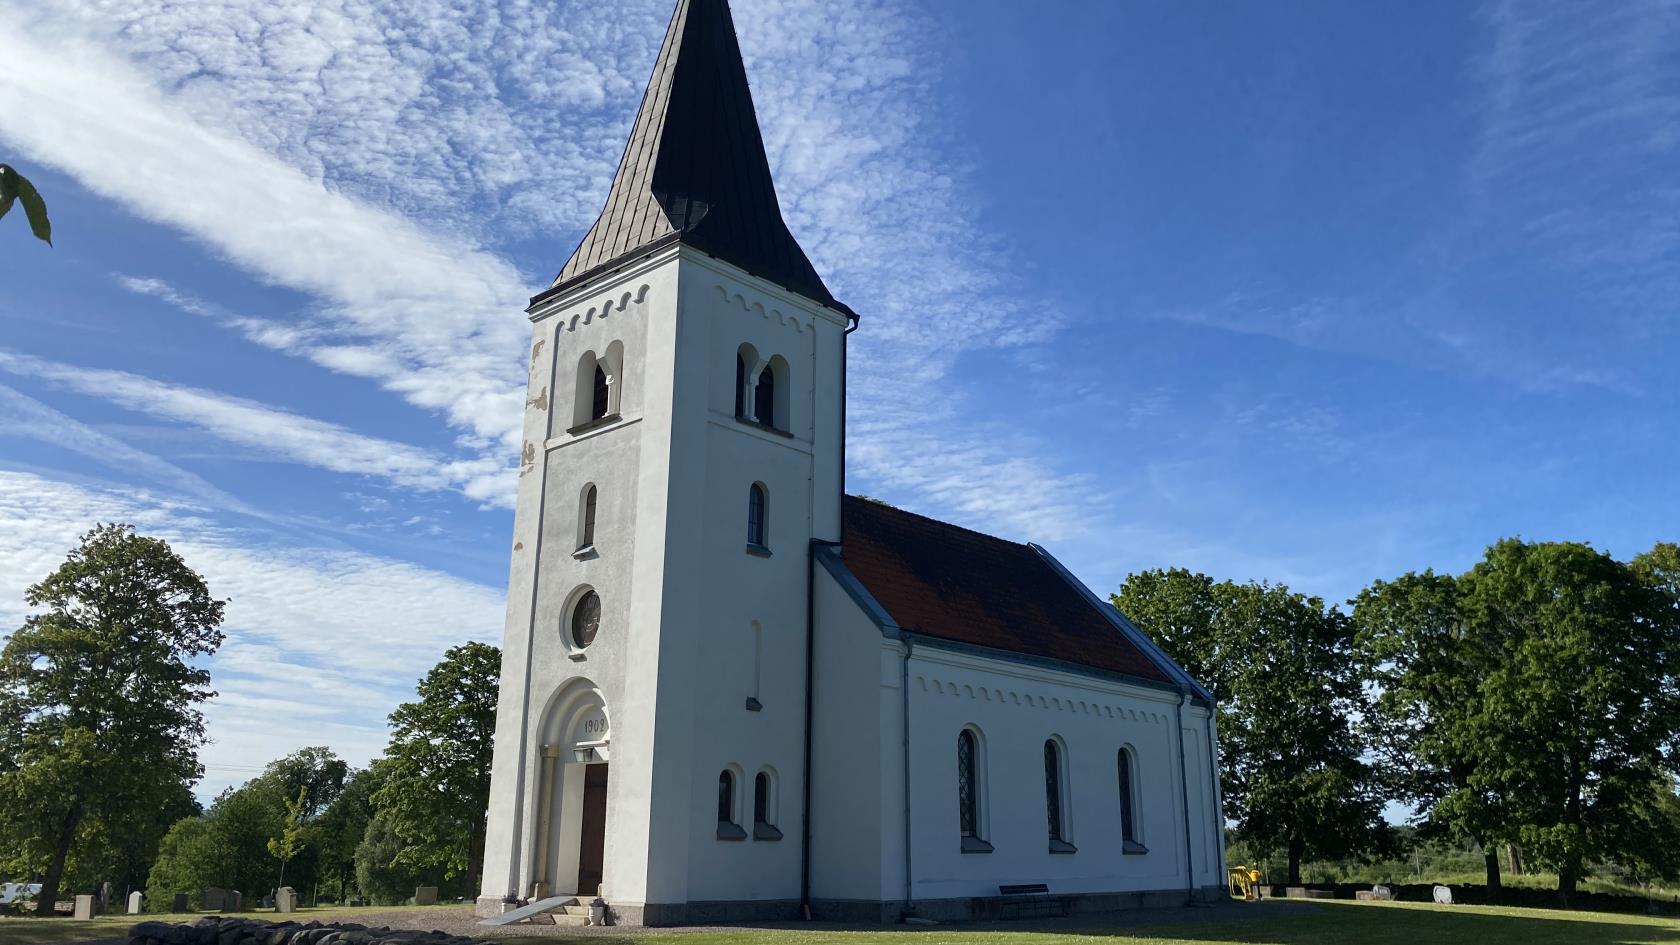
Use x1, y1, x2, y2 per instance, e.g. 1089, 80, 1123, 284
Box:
548, 0, 847, 314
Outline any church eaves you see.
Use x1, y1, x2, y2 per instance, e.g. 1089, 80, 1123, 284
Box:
538, 0, 850, 318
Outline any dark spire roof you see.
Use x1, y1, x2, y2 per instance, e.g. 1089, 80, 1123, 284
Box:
543, 0, 848, 315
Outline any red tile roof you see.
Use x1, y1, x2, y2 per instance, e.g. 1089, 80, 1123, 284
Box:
840, 496, 1174, 685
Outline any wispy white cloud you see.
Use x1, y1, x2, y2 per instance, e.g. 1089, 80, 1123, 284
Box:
0, 15, 532, 465
0, 382, 264, 516
0, 350, 512, 507
0, 471, 504, 797
1, 0, 1106, 540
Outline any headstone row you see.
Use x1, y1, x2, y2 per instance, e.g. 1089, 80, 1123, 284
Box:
128, 916, 478, 945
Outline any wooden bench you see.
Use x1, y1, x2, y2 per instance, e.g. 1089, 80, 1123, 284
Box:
995, 883, 1066, 919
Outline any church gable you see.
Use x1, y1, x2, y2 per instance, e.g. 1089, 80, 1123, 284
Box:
835, 496, 1189, 691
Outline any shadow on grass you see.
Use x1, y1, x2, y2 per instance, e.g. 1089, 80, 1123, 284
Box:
1048, 901, 1680, 945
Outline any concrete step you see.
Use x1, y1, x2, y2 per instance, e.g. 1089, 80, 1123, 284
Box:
557, 904, 593, 916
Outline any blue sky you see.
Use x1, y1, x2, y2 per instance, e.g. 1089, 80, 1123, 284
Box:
1, 0, 1675, 796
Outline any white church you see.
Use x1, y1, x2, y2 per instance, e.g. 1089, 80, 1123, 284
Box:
478, 0, 1226, 925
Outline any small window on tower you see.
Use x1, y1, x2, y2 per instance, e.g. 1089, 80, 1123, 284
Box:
753, 365, 775, 427
576, 484, 598, 553
747, 483, 769, 553
753, 770, 782, 840
591, 365, 610, 421
569, 589, 601, 650
716, 768, 746, 840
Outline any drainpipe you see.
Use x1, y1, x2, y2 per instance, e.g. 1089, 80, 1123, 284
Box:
841, 315, 857, 507
1175, 689, 1195, 904
802, 539, 840, 918
901, 637, 915, 913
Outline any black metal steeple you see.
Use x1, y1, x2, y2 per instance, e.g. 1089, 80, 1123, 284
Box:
543, 0, 848, 315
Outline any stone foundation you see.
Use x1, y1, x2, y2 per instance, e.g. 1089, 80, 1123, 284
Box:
562, 885, 1229, 927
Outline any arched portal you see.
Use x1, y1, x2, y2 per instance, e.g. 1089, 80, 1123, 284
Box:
531, 679, 611, 899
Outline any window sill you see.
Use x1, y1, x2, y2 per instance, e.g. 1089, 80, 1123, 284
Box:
746, 543, 772, 558
572, 544, 598, 561
567, 653, 588, 663
961, 836, 994, 854
1122, 840, 1148, 856
1048, 839, 1078, 855
734, 416, 793, 439
568, 414, 623, 436
754, 822, 783, 841
717, 823, 747, 842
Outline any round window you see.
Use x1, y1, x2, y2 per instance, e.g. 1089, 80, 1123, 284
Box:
570, 590, 601, 649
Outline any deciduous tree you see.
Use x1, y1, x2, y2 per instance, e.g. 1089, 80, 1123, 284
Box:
371, 643, 499, 890
0, 524, 224, 914
1353, 570, 1515, 891
1462, 540, 1680, 897
1116, 570, 1389, 884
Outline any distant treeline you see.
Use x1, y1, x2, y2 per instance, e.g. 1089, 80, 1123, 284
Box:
1117, 538, 1680, 896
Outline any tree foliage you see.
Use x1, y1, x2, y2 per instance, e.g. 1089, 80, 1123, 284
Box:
0, 163, 52, 245
1115, 569, 1390, 884
0, 524, 224, 913
1356, 539, 1680, 896
315, 765, 385, 903
267, 788, 309, 888
353, 814, 418, 906
371, 643, 499, 892
142, 747, 354, 908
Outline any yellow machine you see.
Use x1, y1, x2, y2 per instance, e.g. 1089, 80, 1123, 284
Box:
1228, 866, 1265, 901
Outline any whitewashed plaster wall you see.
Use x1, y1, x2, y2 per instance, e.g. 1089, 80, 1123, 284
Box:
808, 564, 891, 904
481, 248, 681, 908
658, 254, 848, 906
899, 645, 1224, 900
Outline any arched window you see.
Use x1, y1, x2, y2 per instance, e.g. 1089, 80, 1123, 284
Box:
1119, 747, 1146, 853
956, 728, 992, 852
717, 769, 746, 840
591, 364, 610, 421
958, 730, 978, 836
1045, 738, 1076, 852
753, 364, 775, 427
735, 343, 759, 420
735, 353, 748, 419
569, 590, 601, 650
753, 770, 783, 840
577, 484, 598, 551
747, 483, 768, 550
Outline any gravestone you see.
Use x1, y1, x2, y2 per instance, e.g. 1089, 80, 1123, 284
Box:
171, 893, 189, 913
228, 890, 242, 912
415, 886, 439, 906
1372, 885, 1393, 901
127, 891, 144, 914
1432, 885, 1453, 905
73, 895, 95, 920
275, 886, 296, 913
204, 887, 229, 911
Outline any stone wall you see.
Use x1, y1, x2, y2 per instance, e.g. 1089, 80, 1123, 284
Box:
128, 917, 477, 945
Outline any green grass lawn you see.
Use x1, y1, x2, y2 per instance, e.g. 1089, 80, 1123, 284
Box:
3, 900, 1678, 945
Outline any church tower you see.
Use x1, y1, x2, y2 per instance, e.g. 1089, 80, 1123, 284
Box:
478, 0, 854, 925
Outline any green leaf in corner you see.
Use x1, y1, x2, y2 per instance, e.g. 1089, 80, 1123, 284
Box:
0, 165, 18, 219
0, 164, 52, 245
